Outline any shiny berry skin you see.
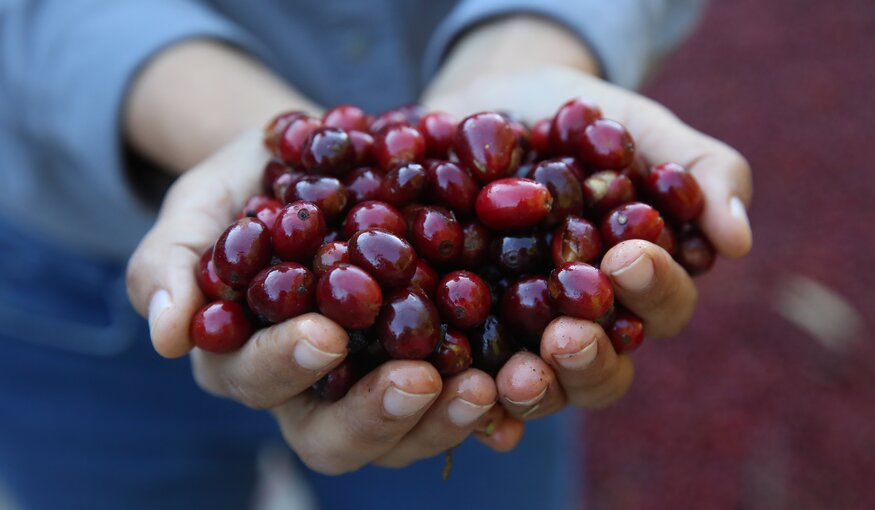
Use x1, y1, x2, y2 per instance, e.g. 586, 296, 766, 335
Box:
620, 153, 650, 187
272, 171, 302, 203
262, 158, 291, 194
323, 104, 370, 132
348, 228, 417, 288
470, 315, 516, 376
551, 215, 602, 266
548, 262, 614, 321
491, 233, 547, 276
277, 115, 322, 166
608, 309, 645, 354
424, 160, 479, 217
642, 162, 705, 223
316, 263, 383, 330
550, 97, 602, 154
601, 202, 665, 247
458, 220, 491, 269
348, 130, 376, 166
196, 247, 243, 301
370, 104, 426, 133
377, 288, 441, 360
500, 276, 557, 350
529, 159, 584, 226
301, 127, 355, 177
500, 113, 531, 154
190, 300, 253, 353
430, 328, 472, 377
676, 227, 716, 276
578, 119, 635, 170
436, 271, 491, 329
343, 166, 384, 203
475, 177, 552, 231
341, 200, 406, 239
312, 356, 364, 401
238, 195, 282, 229
285, 175, 349, 222
582, 170, 637, 218
410, 207, 463, 266
374, 124, 425, 168
380, 162, 427, 207
264, 111, 303, 153
246, 262, 315, 323
272, 201, 327, 262
418, 111, 458, 158
311, 241, 349, 278
213, 218, 273, 289
409, 260, 439, 299
455, 112, 521, 184
655, 224, 677, 256
530, 118, 552, 155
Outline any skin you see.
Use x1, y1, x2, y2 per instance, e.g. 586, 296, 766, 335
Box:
126, 16, 752, 474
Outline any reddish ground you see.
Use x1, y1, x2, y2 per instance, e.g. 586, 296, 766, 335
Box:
584, 1, 875, 508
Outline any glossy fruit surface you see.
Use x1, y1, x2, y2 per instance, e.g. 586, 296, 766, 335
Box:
374, 124, 425, 168
601, 202, 665, 247
190, 300, 253, 353
312, 356, 364, 401
262, 158, 291, 194
470, 315, 516, 376
455, 112, 520, 184
369, 104, 425, 133
271, 172, 301, 203
491, 233, 546, 276
655, 224, 677, 256
323, 104, 369, 132
676, 227, 716, 276
608, 309, 645, 354
458, 221, 491, 269
530, 118, 552, 155
377, 288, 441, 359
547, 262, 614, 320
499, 276, 556, 349
238, 195, 282, 229
285, 175, 349, 222
213, 218, 273, 289
430, 327, 472, 377
643, 162, 705, 223
343, 166, 384, 203
550, 97, 602, 154
246, 262, 316, 323
348, 228, 417, 287
436, 271, 491, 329
196, 247, 244, 301
551, 215, 602, 266
311, 241, 349, 278
410, 207, 463, 265
529, 159, 584, 226
277, 115, 322, 166
475, 177, 552, 230
424, 160, 479, 217
381, 162, 427, 206
418, 111, 458, 159
264, 111, 303, 153
578, 119, 635, 170
348, 130, 376, 166
301, 127, 354, 176
272, 201, 327, 262
316, 263, 383, 330
582, 170, 637, 218
341, 200, 406, 239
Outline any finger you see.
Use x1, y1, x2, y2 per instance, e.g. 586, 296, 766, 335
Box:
126, 131, 268, 357
495, 352, 566, 420
474, 407, 525, 452
375, 368, 497, 467
600, 239, 698, 338
540, 317, 635, 409
274, 361, 442, 475
190, 313, 348, 409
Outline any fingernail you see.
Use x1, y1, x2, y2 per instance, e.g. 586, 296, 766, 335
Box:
294, 339, 343, 371
148, 290, 172, 332
553, 341, 599, 370
504, 385, 547, 409
610, 253, 654, 292
383, 386, 438, 418
730, 196, 751, 231
448, 399, 494, 427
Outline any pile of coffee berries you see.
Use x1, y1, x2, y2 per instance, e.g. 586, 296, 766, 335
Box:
191, 98, 715, 400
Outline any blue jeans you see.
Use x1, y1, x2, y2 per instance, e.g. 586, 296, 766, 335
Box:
0, 218, 583, 509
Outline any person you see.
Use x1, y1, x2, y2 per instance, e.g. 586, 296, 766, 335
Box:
0, 1, 753, 508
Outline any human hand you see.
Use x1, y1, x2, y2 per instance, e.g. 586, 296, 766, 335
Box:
126, 132, 522, 473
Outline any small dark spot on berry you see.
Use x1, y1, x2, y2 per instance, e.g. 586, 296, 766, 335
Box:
298, 209, 310, 221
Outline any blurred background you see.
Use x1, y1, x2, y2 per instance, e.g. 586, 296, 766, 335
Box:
583, 0, 875, 508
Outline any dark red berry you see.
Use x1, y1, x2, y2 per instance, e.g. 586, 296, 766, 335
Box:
530, 118, 552, 156
238, 195, 282, 228
301, 127, 355, 176
458, 220, 491, 269
410, 207, 463, 266
272, 171, 303, 203
213, 218, 273, 289
500, 276, 556, 350
582, 170, 637, 218
262, 158, 291, 194
550, 97, 602, 154
272, 201, 327, 262
655, 224, 677, 256
436, 271, 491, 329
341, 200, 406, 239
277, 115, 322, 166
551, 215, 602, 266
455, 112, 521, 184
409, 259, 439, 299
418, 111, 458, 159
348, 130, 376, 166
643, 162, 705, 223
377, 288, 441, 360
490, 233, 547, 276
264, 111, 304, 153
620, 153, 650, 187
529, 159, 584, 226
246, 262, 315, 323
316, 263, 383, 330
601, 202, 665, 247
311, 241, 349, 278
475, 177, 552, 231
381, 162, 427, 207
370, 104, 426, 133
374, 124, 425, 168
607, 309, 645, 354
578, 119, 635, 170
190, 300, 253, 353
676, 227, 716, 276
312, 356, 364, 401
424, 160, 479, 217
323, 104, 370, 132
348, 228, 417, 288
285, 175, 349, 222
196, 247, 243, 301
547, 262, 614, 321
343, 166, 384, 203
470, 315, 516, 376
430, 327, 472, 377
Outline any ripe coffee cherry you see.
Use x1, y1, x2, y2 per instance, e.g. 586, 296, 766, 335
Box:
601, 202, 665, 247
410, 207, 463, 265
272, 171, 303, 203
418, 111, 458, 158
272, 201, 327, 262
642, 162, 705, 223
377, 288, 441, 360
238, 195, 282, 228
491, 233, 547, 276
655, 224, 677, 256
323, 104, 370, 132
196, 247, 243, 301
608, 309, 645, 354
529, 159, 584, 226
190, 300, 253, 353
458, 220, 491, 269
369, 103, 426, 133
262, 158, 291, 194
455, 112, 521, 184
348, 130, 376, 166
547, 262, 614, 320
264, 111, 303, 153
285, 175, 349, 222
409, 259, 439, 299
578, 119, 636, 170
500, 276, 557, 350
582, 170, 637, 218
530, 118, 552, 156
675, 227, 716, 276
301, 127, 354, 176
551, 215, 602, 266
277, 115, 322, 166
246, 262, 316, 324
344, 167, 384, 203
430, 327, 472, 377
381, 162, 427, 207
470, 315, 516, 376
374, 124, 425, 168
436, 271, 491, 329
348, 228, 417, 288
311, 241, 349, 278
424, 160, 479, 217
313, 356, 364, 401
550, 97, 602, 154
342, 200, 406, 239
499, 112, 531, 154
475, 177, 552, 230
620, 153, 650, 187
316, 263, 383, 330
213, 218, 273, 289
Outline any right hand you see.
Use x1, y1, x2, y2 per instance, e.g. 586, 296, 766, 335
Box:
126, 132, 522, 474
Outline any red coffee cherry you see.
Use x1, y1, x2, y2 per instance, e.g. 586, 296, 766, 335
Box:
475, 177, 552, 231
675, 226, 716, 276
607, 308, 645, 354
301, 127, 355, 177
374, 124, 425, 168
455, 112, 521, 184
277, 115, 322, 166
377, 288, 441, 360
470, 315, 516, 376
212, 217, 273, 289
550, 97, 602, 155
578, 119, 635, 170
316, 263, 383, 330
264, 111, 304, 153
311, 241, 349, 278
272, 201, 327, 263
410, 207, 463, 266
436, 270, 491, 329
348, 228, 418, 288
499, 276, 557, 350
430, 327, 472, 377
551, 215, 602, 266
343, 166, 384, 203
190, 300, 253, 353
418, 111, 458, 159
582, 170, 637, 218
529, 159, 584, 226
323, 104, 370, 132
409, 259, 439, 299
601, 202, 665, 247
196, 246, 244, 301
246, 262, 316, 324
424, 160, 479, 217
642, 162, 705, 223
285, 175, 349, 222
547, 262, 614, 321
341, 200, 406, 239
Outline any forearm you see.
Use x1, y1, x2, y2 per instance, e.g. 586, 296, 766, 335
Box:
124, 39, 319, 174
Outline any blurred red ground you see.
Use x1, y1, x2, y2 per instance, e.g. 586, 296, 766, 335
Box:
583, 1, 875, 508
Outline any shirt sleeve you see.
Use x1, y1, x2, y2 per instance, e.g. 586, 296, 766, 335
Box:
422, 0, 708, 91
0, 0, 265, 259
